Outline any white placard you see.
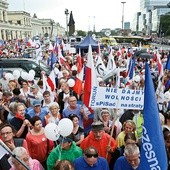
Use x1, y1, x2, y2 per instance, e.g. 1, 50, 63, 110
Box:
90, 86, 144, 110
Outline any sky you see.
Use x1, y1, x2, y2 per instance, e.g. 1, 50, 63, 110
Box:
8, 0, 140, 32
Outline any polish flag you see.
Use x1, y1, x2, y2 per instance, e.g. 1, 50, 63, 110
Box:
48, 42, 54, 51
155, 52, 164, 79
42, 74, 51, 92
58, 45, 71, 70
83, 45, 97, 109
73, 66, 84, 95
47, 70, 56, 91
77, 49, 82, 74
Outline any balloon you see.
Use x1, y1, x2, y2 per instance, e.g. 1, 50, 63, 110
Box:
44, 123, 60, 141
29, 69, 35, 77
58, 118, 73, 137
133, 75, 140, 82
21, 72, 28, 80
5, 73, 14, 80
28, 73, 34, 81
13, 70, 21, 79
164, 91, 170, 102
67, 79, 75, 88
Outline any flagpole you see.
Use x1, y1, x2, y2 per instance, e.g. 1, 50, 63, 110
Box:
106, 99, 119, 160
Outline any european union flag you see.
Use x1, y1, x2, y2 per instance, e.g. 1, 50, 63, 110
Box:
128, 54, 136, 80
165, 51, 170, 70
48, 52, 57, 70
139, 63, 168, 169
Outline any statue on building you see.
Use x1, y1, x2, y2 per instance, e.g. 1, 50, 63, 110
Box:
33, 13, 37, 18
68, 11, 75, 36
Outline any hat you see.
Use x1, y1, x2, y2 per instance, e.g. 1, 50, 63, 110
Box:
58, 136, 73, 143
32, 100, 41, 107
100, 109, 110, 116
12, 88, 21, 95
31, 84, 39, 89
91, 121, 104, 131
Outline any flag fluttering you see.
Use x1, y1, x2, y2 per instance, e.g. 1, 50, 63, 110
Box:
139, 62, 168, 169
83, 45, 97, 109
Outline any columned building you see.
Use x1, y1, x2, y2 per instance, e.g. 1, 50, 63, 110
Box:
7, 11, 32, 39
0, 0, 65, 40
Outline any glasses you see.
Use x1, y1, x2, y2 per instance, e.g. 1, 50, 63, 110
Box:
85, 153, 98, 158
1, 131, 12, 136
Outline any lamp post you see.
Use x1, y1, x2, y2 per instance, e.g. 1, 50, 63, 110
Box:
121, 1, 126, 36
50, 19, 54, 39
65, 9, 69, 41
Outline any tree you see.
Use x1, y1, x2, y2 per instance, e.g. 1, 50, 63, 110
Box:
77, 30, 86, 37
159, 13, 170, 37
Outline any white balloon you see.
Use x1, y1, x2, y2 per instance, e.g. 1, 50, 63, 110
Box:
21, 72, 28, 80
29, 69, 35, 77
5, 73, 14, 80
44, 123, 60, 141
67, 79, 75, 87
58, 118, 73, 137
28, 73, 34, 81
13, 70, 20, 79
133, 75, 140, 82
164, 91, 170, 102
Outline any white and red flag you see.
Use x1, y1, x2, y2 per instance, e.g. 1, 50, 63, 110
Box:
83, 45, 97, 109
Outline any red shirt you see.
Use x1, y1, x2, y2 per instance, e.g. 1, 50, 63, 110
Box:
80, 131, 117, 162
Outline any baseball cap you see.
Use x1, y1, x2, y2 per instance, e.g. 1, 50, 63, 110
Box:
31, 84, 39, 89
91, 121, 104, 131
32, 100, 41, 107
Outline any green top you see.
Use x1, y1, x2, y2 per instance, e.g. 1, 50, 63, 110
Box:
47, 141, 82, 170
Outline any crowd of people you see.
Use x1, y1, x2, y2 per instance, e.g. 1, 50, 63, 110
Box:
0, 36, 170, 170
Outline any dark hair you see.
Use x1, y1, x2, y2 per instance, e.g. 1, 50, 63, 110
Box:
30, 116, 41, 126
37, 80, 43, 86
0, 123, 16, 134
164, 112, 170, 124
13, 88, 21, 95
68, 114, 79, 121
54, 160, 74, 170
21, 80, 28, 85
43, 90, 50, 96
164, 131, 170, 140
124, 132, 137, 143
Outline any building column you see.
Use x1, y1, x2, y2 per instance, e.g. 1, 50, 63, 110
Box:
0, 11, 3, 21
4, 11, 8, 22
3, 30, 6, 40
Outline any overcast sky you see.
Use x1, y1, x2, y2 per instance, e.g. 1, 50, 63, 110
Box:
8, 0, 140, 32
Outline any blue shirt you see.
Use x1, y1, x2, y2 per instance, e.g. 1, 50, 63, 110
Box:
114, 156, 140, 170
27, 107, 49, 126
73, 156, 109, 170
62, 104, 84, 127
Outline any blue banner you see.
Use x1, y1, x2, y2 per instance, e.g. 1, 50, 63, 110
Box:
139, 63, 168, 169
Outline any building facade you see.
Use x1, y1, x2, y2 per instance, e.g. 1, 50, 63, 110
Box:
0, 0, 65, 40
131, 0, 170, 35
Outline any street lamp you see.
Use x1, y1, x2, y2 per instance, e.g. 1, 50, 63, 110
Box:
121, 1, 126, 36
50, 19, 54, 39
65, 9, 69, 41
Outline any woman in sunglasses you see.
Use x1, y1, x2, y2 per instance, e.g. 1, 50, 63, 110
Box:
73, 146, 109, 170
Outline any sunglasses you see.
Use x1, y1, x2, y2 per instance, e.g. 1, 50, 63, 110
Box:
85, 153, 98, 158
